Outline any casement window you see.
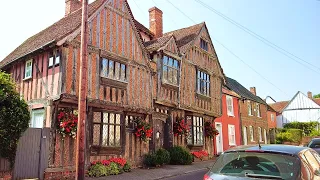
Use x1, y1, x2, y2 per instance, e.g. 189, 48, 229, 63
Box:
258, 127, 263, 142
48, 50, 60, 67
30, 109, 44, 128
162, 56, 179, 85
200, 38, 208, 51
24, 59, 33, 79
256, 103, 261, 117
249, 126, 254, 142
226, 95, 234, 116
228, 124, 236, 146
187, 116, 204, 146
271, 113, 275, 121
101, 58, 127, 82
264, 129, 267, 144
197, 70, 210, 96
92, 112, 122, 147
248, 101, 252, 116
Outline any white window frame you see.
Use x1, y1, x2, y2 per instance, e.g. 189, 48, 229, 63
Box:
256, 103, 261, 117
30, 109, 44, 128
228, 124, 236, 146
226, 95, 234, 116
271, 113, 275, 121
24, 59, 33, 79
248, 101, 252, 116
258, 127, 263, 142
249, 126, 254, 142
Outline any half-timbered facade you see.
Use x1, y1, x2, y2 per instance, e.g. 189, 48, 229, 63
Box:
0, 0, 224, 178
142, 7, 224, 156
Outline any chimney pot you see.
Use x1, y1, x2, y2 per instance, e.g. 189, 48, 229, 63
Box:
250, 87, 256, 96
149, 7, 163, 38
308, 91, 313, 99
65, 0, 81, 17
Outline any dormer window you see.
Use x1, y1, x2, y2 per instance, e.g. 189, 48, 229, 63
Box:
162, 56, 179, 86
200, 38, 208, 51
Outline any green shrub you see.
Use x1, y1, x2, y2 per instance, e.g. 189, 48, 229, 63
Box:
155, 148, 170, 165
168, 146, 193, 165
310, 130, 320, 137
109, 162, 121, 175
283, 122, 318, 136
276, 128, 302, 143
123, 162, 131, 172
88, 163, 109, 177
144, 153, 157, 167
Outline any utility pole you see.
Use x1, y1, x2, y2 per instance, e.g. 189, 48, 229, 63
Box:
76, 0, 88, 179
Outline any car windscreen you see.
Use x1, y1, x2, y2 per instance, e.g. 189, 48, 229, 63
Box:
308, 139, 320, 148
208, 151, 300, 180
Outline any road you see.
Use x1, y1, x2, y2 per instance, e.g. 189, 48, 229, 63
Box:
163, 169, 207, 180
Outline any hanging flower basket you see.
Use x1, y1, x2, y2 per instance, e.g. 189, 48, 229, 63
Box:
134, 117, 153, 142
57, 108, 78, 138
173, 118, 190, 137
204, 121, 219, 138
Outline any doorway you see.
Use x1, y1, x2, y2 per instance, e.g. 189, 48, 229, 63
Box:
215, 123, 223, 154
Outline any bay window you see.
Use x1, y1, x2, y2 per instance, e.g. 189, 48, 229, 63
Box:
162, 56, 179, 85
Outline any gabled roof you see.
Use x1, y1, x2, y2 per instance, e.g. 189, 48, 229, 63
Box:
144, 22, 204, 54
313, 98, 320, 106
280, 91, 320, 112
0, 0, 105, 68
133, 19, 154, 38
226, 77, 266, 105
269, 101, 289, 113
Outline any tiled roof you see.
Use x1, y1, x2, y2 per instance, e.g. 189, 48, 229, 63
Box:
144, 36, 172, 50
313, 98, 320, 106
226, 77, 267, 105
269, 101, 289, 113
0, 0, 105, 68
133, 19, 154, 37
144, 22, 204, 53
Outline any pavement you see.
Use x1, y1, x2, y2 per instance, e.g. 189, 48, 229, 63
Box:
85, 159, 216, 180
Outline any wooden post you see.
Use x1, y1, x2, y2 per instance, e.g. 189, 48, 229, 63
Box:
76, 0, 88, 179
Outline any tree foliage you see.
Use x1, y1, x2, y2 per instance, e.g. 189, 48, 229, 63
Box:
314, 94, 320, 98
0, 71, 30, 168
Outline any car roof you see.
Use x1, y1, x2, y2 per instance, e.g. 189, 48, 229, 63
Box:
224, 144, 309, 156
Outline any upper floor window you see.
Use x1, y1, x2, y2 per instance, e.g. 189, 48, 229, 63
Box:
197, 70, 210, 96
271, 113, 275, 121
101, 58, 127, 82
256, 103, 261, 117
200, 38, 208, 51
248, 101, 252, 116
226, 95, 234, 116
162, 56, 179, 85
25, 59, 33, 79
48, 50, 60, 67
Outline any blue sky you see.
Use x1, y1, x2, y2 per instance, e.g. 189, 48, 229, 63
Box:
0, 0, 319, 102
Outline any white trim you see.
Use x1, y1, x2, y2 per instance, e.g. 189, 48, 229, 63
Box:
215, 122, 223, 153
24, 59, 33, 79
249, 126, 254, 142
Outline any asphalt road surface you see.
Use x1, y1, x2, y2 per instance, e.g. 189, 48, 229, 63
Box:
163, 169, 207, 180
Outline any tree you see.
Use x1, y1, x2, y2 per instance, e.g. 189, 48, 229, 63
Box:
0, 71, 30, 168
314, 94, 320, 98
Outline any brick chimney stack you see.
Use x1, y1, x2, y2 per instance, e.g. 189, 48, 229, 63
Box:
308, 91, 313, 99
149, 7, 163, 38
250, 87, 256, 96
65, 0, 82, 16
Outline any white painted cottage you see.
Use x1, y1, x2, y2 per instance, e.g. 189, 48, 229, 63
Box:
270, 91, 320, 128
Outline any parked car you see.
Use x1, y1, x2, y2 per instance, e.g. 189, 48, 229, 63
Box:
307, 138, 320, 154
204, 144, 320, 180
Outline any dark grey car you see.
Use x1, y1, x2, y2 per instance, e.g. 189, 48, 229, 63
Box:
307, 138, 320, 154
204, 145, 320, 180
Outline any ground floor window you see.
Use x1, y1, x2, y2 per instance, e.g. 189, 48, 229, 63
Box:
93, 112, 122, 147
228, 124, 236, 146
249, 126, 254, 142
187, 116, 204, 146
30, 109, 44, 128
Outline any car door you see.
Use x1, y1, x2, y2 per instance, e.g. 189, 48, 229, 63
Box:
301, 149, 320, 180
